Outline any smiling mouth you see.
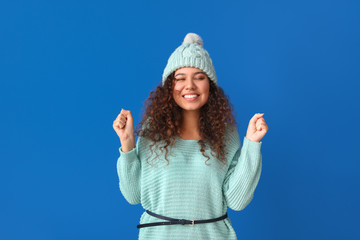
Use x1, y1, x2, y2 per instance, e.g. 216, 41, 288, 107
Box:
182, 94, 200, 100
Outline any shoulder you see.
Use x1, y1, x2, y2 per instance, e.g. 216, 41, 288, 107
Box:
136, 135, 152, 149
136, 134, 164, 154
224, 123, 241, 150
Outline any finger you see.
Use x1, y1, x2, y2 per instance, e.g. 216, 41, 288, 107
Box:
113, 116, 121, 124
125, 110, 133, 120
113, 122, 121, 131
257, 119, 266, 126
260, 117, 266, 123
255, 117, 263, 125
119, 109, 127, 118
114, 116, 122, 125
120, 118, 126, 125
120, 115, 127, 122
250, 113, 264, 125
256, 119, 261, 126
256, 118, 266, 130
115, 113, 122, 122
258, 123, 268, 131
115, 113, 126, 122
260, 120, 267, 125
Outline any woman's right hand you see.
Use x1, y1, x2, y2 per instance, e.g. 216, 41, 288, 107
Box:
113, 109, 135, 152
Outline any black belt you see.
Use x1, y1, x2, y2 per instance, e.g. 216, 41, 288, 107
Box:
137, 210, 228, 229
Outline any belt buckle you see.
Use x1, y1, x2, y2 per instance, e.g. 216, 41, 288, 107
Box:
189, 220, 194, 226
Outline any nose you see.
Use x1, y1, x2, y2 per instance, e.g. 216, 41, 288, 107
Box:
185, 78, 196, 89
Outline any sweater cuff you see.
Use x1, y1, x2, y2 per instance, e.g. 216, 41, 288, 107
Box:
119, 146, 137, 161
243, 137, 262, 152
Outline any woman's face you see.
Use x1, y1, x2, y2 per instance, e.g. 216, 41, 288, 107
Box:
172, 67, 210, 112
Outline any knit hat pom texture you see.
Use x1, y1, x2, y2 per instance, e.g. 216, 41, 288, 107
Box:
182, 33, 203, 47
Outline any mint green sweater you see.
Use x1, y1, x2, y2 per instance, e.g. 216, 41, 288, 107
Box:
116, 124, 262, 240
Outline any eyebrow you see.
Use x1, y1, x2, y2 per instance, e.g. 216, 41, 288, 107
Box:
174, 72, 205, 77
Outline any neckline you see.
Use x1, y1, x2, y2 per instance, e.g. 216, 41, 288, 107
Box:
175, 135, 201, 142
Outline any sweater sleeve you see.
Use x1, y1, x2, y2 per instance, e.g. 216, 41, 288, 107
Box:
223, 129, 262, 211
116, 137, 142, 205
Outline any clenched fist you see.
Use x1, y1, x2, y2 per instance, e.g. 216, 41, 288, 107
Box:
245, 113, 269, 142
113, 109, 135, 152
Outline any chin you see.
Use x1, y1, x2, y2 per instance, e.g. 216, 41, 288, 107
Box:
182, 108, 201, 111
180, 104, 206, 111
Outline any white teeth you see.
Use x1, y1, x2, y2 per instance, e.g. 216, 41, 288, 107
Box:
184, 95, 198, 98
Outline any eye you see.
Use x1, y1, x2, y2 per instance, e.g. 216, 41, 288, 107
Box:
175, 78, 185, 81
195, 77, 205, 80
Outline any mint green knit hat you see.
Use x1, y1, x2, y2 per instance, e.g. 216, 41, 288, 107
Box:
162, 33, 217, 86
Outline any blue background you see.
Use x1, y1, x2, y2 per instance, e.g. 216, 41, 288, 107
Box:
1, 0, 359, 239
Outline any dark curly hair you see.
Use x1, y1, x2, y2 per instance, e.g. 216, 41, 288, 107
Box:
134, 71, 237, 167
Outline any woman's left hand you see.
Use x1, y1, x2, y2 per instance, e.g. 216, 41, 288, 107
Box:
245, 113, 269, 142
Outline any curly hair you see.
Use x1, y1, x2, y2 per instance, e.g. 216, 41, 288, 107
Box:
134, 71, 237, 167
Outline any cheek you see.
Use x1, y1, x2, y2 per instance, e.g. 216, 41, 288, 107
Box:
173, 84, 183, 96
204, 91, 210, 102
173, 83, 182, 92
202, 84, 210, 99
172, 89, 182, 101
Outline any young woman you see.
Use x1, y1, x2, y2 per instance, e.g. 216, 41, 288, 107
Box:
113, 33, 269, 240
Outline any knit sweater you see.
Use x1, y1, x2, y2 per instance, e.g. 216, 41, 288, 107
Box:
116, 124, 262, 240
